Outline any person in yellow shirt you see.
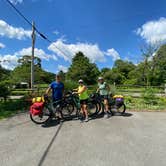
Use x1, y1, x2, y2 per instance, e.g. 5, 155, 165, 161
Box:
73, 79, 89, 122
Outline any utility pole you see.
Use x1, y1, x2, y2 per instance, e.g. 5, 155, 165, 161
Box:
31, 21, 36, 90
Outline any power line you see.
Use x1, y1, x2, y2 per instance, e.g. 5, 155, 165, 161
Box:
5, 0, 69, 58
5, 0, 32, 27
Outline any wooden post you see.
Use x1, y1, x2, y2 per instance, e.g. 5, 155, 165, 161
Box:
31, 21, 36, 90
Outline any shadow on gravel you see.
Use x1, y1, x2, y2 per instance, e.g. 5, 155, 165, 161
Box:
38, 122, 63, 166
41, 119, 60, 128
112, 112, 133, 117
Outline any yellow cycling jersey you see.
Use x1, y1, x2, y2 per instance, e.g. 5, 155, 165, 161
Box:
78, 85, 89, 100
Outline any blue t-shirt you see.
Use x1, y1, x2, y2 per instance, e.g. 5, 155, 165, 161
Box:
50, 81, 64, 101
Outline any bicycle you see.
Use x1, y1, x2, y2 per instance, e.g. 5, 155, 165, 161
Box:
61, 91, 99, 120
90, 93, 126, 115
108, 95, 126, 114
30, 96, 70, 124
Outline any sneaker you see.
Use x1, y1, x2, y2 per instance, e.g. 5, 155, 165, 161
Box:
104, 112, 110, 118
98, 111, 103, 115
84, 117, 89, 122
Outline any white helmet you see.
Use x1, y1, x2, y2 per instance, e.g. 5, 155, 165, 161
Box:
98, 77, 104, 80
78, 79, 83, 83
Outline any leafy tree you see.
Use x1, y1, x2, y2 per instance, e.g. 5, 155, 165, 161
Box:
151, 44, 166, 85
101, 68, 110, 76
103, 68, 125, 84
11, 55, 54, 87
114, 59, 135, 79
67, 52, 100, 84
0, 82, 11, 101
140, 43, 159, 86
0, 65, 11, 81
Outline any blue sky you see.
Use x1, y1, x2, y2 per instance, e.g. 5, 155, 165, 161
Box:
0, 0, 166, 73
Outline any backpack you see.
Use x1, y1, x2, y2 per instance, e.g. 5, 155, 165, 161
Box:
30, 102, 44, 116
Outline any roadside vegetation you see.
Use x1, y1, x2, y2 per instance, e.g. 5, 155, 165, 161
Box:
0, 44, 166, 119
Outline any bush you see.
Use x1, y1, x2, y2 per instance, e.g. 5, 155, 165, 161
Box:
64, 80, 78, 92
0, 82, 11, 100
0, 98, 29, 119
125, 96, 133, 104
141, 87, 158, 105
158, 97, 166, 106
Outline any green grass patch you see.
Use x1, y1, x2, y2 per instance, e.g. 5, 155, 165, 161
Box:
125, 96, 166, 111
0, 99, 29, 120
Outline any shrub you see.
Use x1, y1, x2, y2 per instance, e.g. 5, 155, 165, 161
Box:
125, 96, 133, 104
141, 87, 158, 105
64, 80, 78, 92
0, 82, 11, 101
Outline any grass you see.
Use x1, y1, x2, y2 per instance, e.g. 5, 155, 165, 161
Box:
125, 96, 166, 111
0, 99, 29, 120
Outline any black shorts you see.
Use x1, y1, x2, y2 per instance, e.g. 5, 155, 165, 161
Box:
100, 95, 109, 100
80, 99, 88, 105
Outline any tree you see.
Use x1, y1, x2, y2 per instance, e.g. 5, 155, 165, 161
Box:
0, 65, 11, 81
140, 43, 159, 86
114, 59, 135, 79
11, 55, 54, 87
103, 68, 125, 84
0, 82, 11, 101
151, 44, 166, 85
67, 52, 100, 84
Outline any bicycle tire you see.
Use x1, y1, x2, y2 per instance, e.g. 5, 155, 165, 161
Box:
87, 101, 98, 117
30, 106, 51, 124
109, 103, 126, 114
61, 103, 75, 118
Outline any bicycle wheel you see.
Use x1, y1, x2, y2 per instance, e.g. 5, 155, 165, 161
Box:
61, 103, 75, 118
87, 102, 98, 117
30, 106, 50, 124
110, 103, 126, 114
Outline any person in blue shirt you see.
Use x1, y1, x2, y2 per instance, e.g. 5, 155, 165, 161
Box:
45, 74, 64, 120
46, 74, 64, 101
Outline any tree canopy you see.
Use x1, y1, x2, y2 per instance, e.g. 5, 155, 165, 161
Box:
67, 52, 100, 84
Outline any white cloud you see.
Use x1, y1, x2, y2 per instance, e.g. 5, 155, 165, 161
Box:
48, 39, 106, 63
105, 48, 120, 61
9, 0, 23, 5
17, 47, 58, 61
0, 47, 57, 70
0, 43, 5, 49
0, 55, 18, 70
0, 19, 31, 40
136, 17, 166, 45
58, 65, 68, 73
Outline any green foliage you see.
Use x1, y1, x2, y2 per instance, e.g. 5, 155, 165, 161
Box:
114, 59, 136, 79
100, 44, 166, 86
141, 88, 158, 105
10, 55, 54, 87
0, 82, 11, 100
0, 65, 11, 81
124, 96, 133, 105
64, 80, 78, 92
150, 44, 166, 85
0, 98, 29, 119
158, 97, 166, 106
67, 52, 100, 85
